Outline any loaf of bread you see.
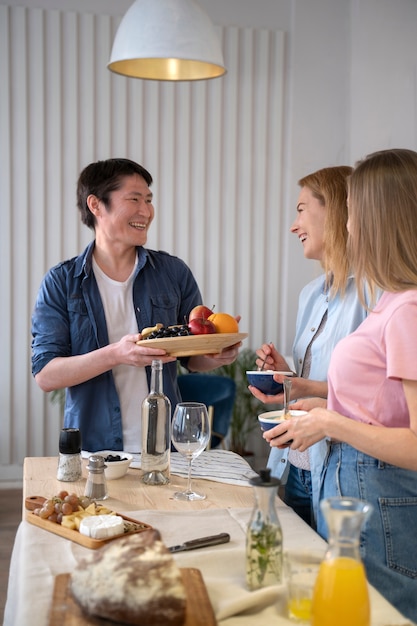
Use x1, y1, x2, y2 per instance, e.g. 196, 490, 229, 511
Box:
71, 528, 186, 625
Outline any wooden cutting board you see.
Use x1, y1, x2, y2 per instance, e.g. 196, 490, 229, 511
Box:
49, 569, 217, 626
26, 503, 152, 550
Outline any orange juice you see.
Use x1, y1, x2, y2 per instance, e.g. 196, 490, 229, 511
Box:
311, 557, 370, 626
288, 596, 312, 622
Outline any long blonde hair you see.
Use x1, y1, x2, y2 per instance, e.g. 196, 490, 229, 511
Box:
348, 149, 417, 306
298, 165, 353, 296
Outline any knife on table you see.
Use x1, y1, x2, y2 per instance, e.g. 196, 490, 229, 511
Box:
168, 532, 230, 553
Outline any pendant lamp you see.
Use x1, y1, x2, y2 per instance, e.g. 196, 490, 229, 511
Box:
108, 0, 226, 81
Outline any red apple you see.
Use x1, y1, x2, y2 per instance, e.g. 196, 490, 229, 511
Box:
188, 317, 217, 335
188, 304, 214, 322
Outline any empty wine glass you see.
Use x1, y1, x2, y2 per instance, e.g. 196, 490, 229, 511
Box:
171, 402, 211, 501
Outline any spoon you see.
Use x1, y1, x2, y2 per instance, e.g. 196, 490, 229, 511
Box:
283, 377, 292, 419
258, 342, 273, 371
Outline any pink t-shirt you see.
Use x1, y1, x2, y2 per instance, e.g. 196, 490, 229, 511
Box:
327, 290, 417, 427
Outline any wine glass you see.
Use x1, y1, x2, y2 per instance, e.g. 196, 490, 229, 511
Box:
171, 402, 211, 501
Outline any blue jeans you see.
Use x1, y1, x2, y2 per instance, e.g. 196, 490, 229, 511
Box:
319, 442, 417, 623
283, 464, 315, 529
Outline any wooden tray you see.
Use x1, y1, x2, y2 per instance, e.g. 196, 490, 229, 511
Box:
49, 570, 217, 626
136, 332, 248, 357
26, 509, 152, 550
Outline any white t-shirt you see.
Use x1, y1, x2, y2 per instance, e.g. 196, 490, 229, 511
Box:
92, 256, 148, 452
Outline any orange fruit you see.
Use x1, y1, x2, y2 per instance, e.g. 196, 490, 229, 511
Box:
208, 312, 239, 333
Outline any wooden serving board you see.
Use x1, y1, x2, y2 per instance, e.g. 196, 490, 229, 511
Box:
26, 509, 152, 550
136, 332, 248, 357
49, 570, 217, 626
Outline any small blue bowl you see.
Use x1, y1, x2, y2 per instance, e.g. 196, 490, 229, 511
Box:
246, 370, 293, 395
258, 409, 307, 431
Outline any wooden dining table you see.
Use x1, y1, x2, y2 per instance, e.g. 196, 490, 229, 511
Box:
3, 453, 413, 626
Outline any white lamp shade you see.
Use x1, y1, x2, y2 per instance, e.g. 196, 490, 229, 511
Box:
108, 0, 226, 81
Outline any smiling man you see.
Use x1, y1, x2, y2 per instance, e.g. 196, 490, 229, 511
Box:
31, 158, 239, 453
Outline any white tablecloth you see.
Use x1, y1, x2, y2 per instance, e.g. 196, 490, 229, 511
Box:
4, 504, 413, 626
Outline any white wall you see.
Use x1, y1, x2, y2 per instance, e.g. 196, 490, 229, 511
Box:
350, 0, 417, 157
1, 0, 417, 485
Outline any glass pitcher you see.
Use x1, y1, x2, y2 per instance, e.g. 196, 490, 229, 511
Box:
311, 496, 373, 626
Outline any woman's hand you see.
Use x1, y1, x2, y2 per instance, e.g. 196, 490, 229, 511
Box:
262, 407, 332, 451
249, 377, 328, 404
255, 343, 291, 372
247, 344, 292, 403
290, 397, 328, 411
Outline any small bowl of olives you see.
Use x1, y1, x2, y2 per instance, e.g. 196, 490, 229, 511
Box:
94, 451, 133, 480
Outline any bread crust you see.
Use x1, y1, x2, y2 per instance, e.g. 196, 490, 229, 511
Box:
71, 529, 186, 625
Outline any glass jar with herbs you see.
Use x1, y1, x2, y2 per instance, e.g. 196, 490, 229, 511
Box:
246, 468, 283, 590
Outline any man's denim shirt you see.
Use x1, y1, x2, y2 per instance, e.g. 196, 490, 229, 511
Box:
31, 241, 202, 452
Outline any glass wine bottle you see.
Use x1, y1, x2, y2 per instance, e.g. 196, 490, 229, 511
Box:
141, 359, 171, 485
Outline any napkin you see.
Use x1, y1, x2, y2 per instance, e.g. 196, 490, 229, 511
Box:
135, 449, 258, 486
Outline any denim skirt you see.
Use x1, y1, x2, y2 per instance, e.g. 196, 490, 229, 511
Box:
318, 442, 417, 623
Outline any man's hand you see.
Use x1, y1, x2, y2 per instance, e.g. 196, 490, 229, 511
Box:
117, 333, 176, 367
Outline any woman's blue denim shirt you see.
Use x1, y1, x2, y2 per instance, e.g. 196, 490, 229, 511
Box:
267, 274, 371, 523
31, 241, 202, 452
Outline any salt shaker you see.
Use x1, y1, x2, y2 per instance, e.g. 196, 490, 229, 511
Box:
84, 455, 108, 500
57, 428, 82, 481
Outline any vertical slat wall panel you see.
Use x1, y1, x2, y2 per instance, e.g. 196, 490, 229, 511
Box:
0, 5, 284, 483
28, 8, 47, 456
11, 7, 30, 464
220, 26, 239, 315
0, 5, 13, 469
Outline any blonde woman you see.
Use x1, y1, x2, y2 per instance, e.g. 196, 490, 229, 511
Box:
264, 149, 417, 622
250, 166, 371, 529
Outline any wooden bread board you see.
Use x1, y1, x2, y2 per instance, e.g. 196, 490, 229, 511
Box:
49, 570, 217, 626
136, 332, 248, 357
26, 509, 152, 549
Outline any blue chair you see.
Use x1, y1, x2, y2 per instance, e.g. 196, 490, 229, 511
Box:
177, 374, 236, 449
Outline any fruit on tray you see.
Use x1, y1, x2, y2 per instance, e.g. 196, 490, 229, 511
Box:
140, 323, 164, 339
208, 312, 239, 333
140, 324, 192, 340
187, 305, 239, 335
138, 306, 239, 339
187, 304, 216, 335
188, 317, 217, 335
188, 304, 214, 322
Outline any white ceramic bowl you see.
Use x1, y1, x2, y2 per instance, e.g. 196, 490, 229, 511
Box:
258, 409, 307, 431
94, 451, 133, 480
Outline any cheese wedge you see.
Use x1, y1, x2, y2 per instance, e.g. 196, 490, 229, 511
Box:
79, 514, 124, 539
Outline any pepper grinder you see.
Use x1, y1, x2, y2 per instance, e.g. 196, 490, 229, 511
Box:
57, 428, 82, 482
85, 455, 108, 500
